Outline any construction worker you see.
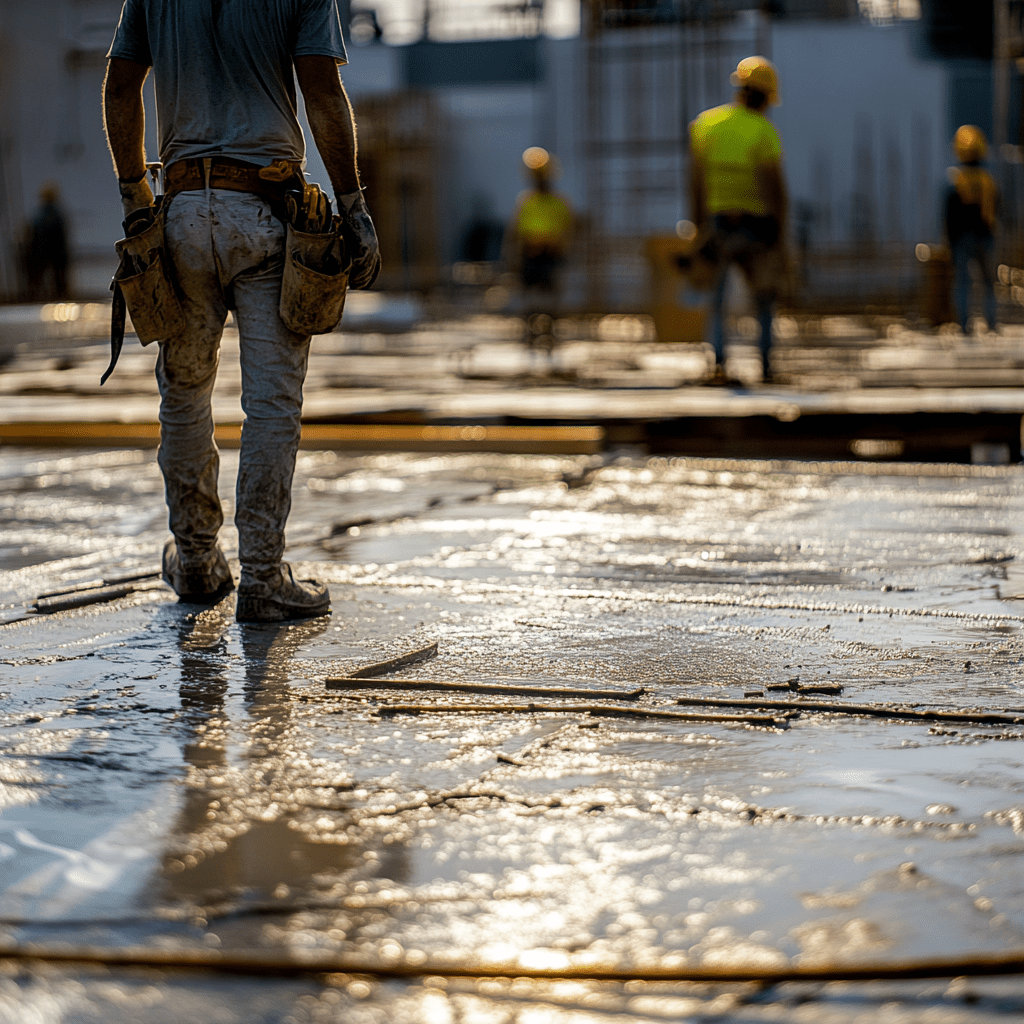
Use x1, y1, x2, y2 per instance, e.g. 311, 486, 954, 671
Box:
26, 183, 70, 301
946, 125, 998, 334
104, 0, 379, 622
689, 56, 787, 384
508, 147, 573, 359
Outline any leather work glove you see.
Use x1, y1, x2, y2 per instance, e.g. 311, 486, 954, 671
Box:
336, 189, 381, 289
118, 176, 154, 221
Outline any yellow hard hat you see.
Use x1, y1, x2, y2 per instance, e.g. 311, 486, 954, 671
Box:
953, 124, 987, 163
523, 147, 551, 172
730, 56, 779, 105
523, 146, 561, 180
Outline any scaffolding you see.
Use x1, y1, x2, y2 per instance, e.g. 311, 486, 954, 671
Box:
996, 0, 1024, 264
580, 2, 959, 316
353, 92, 446, 293
580, 1, 766, 310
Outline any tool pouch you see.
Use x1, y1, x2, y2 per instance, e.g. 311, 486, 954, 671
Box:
279, 221, 349, 337
114, 213, 184, 346
103, 207, 184, 385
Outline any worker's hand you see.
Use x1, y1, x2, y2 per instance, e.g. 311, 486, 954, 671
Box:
118, 176, 154, 220
337, 190, 381, 289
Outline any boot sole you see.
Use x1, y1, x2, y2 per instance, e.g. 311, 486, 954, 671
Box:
176, 582, 235, 605
235, 593, 331, 623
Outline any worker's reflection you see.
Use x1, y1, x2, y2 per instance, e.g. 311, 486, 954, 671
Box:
158, 608, 375, 914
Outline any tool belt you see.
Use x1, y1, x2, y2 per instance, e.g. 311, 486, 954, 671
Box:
103, 161, 350, 384
164, 157, 295, 214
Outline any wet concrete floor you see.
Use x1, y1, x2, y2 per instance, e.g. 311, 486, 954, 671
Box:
3, 447, 1024, 1020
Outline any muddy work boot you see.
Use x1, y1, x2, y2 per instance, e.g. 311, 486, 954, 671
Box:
235, 563, 330, 623
162, 539, 234, 605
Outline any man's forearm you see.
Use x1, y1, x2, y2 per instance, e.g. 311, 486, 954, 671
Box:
103, 59, 148, 180
303, 80, 361, 196
294, 56, 378, 288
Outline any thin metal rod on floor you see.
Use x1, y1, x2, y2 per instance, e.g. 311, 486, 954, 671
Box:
672, 694, 1024, 726
370, 703, 782, 726
1, 942, 1024, 983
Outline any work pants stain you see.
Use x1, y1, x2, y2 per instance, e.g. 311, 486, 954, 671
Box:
158, 189, 310, 581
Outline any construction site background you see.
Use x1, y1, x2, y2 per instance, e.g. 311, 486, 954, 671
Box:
0, 1, 1021, 324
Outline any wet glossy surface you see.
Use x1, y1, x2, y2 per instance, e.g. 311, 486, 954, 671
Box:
3, 449, 1024, 1020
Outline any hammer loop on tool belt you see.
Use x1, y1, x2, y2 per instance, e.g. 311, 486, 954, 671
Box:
105, 202, 162, 386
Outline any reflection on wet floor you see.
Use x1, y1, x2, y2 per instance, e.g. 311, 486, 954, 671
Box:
3, 449, 1024, 1019
162, 612, 367, 916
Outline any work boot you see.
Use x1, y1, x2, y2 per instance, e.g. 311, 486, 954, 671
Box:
162, 538, 234, 605
707, 364, 743, 388
235, 563, 330, 623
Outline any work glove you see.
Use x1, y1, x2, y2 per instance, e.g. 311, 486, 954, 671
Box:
118, 176, 154, 222
336, 189, 381, 289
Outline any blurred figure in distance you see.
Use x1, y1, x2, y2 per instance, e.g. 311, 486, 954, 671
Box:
26, 182, 70, 300
507, 147, 573, 364
462, 194, 504, 264
946, 125, 998, 335
689, 56, 787, 385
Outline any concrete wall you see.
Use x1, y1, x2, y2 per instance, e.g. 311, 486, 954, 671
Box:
772, 20, 950, 247
378, 37, 583, 265
2, 0, 129, 297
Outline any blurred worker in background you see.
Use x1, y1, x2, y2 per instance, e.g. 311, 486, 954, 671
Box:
689, 56, 787, 385
26, 182, 70, 301
104, 0, 379, 622
462, 195, 504, 264
508, 147, 573, 363
946, 125, 998, 335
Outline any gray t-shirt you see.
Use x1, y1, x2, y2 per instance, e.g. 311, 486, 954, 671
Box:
108, 0, 347, 168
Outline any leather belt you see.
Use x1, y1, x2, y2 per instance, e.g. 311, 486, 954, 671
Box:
164, 157, 296, 207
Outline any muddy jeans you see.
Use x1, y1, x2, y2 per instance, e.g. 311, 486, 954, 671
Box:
159, 189, 309, 583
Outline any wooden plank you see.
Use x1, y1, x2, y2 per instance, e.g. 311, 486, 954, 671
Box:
0, 422, 604, 454
325, 676, 644, 701
344, 642, 439, 679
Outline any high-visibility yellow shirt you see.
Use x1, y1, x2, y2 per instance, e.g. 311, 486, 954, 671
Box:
689, 103, 783, 216
517, 191, 572, 247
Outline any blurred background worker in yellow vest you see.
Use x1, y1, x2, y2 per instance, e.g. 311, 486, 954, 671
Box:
946, 125, 998, 335
689, 56, 787, 385
508, 147, 573, 362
